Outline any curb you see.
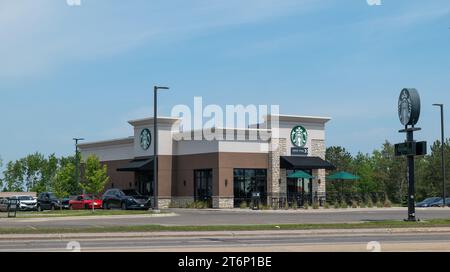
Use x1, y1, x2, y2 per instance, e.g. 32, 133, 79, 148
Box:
169, 207, 449, 213
0, 212, 178, 222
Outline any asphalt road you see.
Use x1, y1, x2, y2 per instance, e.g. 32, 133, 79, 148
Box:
0, 208, 450, 229
2, 231, 450, 252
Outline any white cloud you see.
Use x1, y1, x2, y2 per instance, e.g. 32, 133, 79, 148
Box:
0, 0, 318, 78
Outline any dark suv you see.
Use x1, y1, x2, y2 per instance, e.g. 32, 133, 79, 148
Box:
102, 189, 151, 210
37, 192, 63, 211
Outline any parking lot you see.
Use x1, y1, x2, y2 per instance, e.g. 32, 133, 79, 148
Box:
1, 207, 450, 229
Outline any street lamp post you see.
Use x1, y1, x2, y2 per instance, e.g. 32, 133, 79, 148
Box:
73, 138, 85, 193
153, 86, 169, 211
433, 104, 446, 207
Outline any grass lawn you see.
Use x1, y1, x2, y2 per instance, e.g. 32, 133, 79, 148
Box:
6, 209, 155, 218
1, 218, 450, 234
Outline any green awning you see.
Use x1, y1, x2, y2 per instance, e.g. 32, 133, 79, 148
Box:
287, 170, 314, 179
326, 171, 359, 180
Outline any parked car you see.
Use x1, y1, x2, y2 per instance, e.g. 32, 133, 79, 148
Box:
416, 197, 442, 207
61, 197, 72, 210
102, 189, 150, 210
10, 195, 37, 211
69, 195, 103, 210
37, 192, 63, 211
429, 198, 450, 207
0, 198, 9, 212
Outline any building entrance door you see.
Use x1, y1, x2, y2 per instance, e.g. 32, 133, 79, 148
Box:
136, 171, 152, 196
194, 169, 213, 205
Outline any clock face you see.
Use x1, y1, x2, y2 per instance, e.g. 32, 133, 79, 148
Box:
398, 89, 412, 126
140, 128, 151, 150
291, 126, 308, 148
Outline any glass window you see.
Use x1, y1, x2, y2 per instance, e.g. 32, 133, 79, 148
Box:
194, 169, 213, 202
233, 169, 267, 207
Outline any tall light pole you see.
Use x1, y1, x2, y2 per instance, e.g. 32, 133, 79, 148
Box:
433, 104, 446, 207
153, 86, 169, 211
73, 138, 85, 194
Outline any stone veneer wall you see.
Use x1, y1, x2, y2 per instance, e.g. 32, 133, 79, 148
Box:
212, 196, 234, 209
268, 138, 287, 206
171, 197, 195, 207
157, 198, 171, 209
311, 139, 326, 201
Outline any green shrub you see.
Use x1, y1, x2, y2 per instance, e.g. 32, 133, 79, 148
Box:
340, 201, 348, 209
359, 202, 367, 208
333, 201, 340, 209
324, 202, 330, 209
376, 201, 383, 208
304, 202, 309, 210
351, 201, 358, 208
312, 203, 319, 209
384, 199, 392, 208
239, 201, 248, 209
367, 199, 374, 208
292, 201, 298, 210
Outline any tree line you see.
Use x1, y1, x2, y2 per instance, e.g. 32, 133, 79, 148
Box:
0, 153, 109, 200
1, 138, 448, 204
325, 139, 450, 204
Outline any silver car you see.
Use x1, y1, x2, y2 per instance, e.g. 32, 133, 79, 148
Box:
0, 198, 9, 212
10, 195, 38, 211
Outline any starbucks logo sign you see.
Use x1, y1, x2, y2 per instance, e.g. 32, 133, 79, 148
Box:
140, 128, 151, 150
398, 88, 421, 126
291, 126, 308, 148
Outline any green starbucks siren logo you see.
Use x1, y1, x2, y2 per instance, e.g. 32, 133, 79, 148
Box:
140, 128, 151, 150
291, 126, 308, 148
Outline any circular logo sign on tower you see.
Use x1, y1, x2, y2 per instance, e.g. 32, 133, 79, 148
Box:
140, 128, 152, 150
398, 88, 421, 126
291, 125, 308, 148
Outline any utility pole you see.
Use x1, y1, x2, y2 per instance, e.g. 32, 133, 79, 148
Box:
433, 104, 446, 207
153, 86, 169, 211
73, 138, 84, 193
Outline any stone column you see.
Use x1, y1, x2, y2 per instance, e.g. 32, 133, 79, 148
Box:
311, 139, 326, 203
268, 138, 287, 207
268, 138, 279, 206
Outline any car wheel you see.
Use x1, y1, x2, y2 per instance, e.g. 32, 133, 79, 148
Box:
51, 204, 55, 211
121, 202, 127, 210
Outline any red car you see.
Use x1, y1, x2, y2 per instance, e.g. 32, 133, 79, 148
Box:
69, 195, 103, 210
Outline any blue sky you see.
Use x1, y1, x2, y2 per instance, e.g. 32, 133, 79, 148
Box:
1, 0, 450, 170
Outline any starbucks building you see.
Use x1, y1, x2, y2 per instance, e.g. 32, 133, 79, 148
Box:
78, 114, 335, 209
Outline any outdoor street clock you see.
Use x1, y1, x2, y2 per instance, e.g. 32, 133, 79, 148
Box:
140, 128, 151, 150
398, 88, 421, 126
291, 125, 308, 148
